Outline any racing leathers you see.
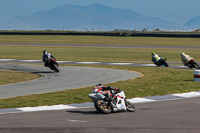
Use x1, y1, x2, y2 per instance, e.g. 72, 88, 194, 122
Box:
152, 53, 162, 63
42, 53, 55, 67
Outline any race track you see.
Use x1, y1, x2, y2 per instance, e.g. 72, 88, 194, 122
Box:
0, 63, 142, 99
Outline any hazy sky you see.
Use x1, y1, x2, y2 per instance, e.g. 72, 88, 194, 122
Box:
0, 0, 200, 24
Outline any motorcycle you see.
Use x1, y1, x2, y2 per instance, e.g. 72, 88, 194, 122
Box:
88, 90, 135, 114
48, 58, 60, 73
186, 58, 200, 69
154, 58, 169, 67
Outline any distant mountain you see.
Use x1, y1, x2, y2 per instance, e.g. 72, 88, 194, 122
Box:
0, 4, 179, 30
184, 15, 200, 29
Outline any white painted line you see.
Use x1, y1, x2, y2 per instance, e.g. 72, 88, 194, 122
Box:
76, 62, 102, 64
20, 60, 42, 62
67, 119, 87, 123
176, 65, 187, 68
172, 91, 200, 98
17, 104, 78, 112
57, 61, 74, 63
127, 97, 156, 103
107, 63, 133, 65
142, 64, 156, 67
0, 59, 17, 61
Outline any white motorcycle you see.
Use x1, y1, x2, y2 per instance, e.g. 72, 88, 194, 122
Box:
88, 90, 135, 114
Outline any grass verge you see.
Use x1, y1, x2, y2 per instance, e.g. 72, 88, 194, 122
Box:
0, 65, 198, 109
1, 35, 200, 46
0, 70, 40, 85
0, 45, 200, 63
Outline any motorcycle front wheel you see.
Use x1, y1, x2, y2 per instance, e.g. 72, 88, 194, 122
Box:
160, 59, 168, 67
53, 64, 60, 73
95, 100, 112, 114
193, 62, 200, 69
163, 61, 169, 67
125, 100, 136, 112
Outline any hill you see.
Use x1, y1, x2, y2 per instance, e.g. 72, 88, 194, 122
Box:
0, 4, 178, 31
184, 15, 200, 29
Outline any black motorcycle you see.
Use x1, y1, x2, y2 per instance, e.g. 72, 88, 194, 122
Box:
154, 58, 169, 67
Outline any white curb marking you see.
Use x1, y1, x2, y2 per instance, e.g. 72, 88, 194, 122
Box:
0, 91, 200, 114
67, 119, 87, 123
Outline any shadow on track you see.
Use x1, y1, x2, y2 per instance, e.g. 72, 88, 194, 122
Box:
66, 110, 100, 115
32, 71, 55, 74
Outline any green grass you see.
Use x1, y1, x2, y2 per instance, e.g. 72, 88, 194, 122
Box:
1, 35, 200, 46
0, 45, 200, 63
0, 70, 40, 85
0, 65, 197, 109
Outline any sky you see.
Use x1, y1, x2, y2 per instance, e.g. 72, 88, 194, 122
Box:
0, 0, 200, 24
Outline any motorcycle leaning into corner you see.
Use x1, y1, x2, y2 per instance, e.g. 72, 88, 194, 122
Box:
44, 57, 60, 73
88, 89, 135, 114
154, 58, 169, 67
42, 50, 60, 73
152, 52, 168, 67
181, 53, 200, 69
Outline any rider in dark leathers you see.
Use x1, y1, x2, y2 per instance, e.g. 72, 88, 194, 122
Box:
42, 50, 55, 67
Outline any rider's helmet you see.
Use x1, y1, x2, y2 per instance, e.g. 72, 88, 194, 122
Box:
43, 50, 47, 55
107, 86, 114, 90
96, 83, 103, 87
152, 52, 155, 55
181, 52, 185, 57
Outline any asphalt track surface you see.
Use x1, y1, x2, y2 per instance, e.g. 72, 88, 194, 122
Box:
0, 43, 200, 133
0, 97, 200, 133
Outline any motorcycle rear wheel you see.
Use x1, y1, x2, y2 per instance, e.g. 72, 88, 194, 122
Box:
126, 101, 136, 112
95, 100, 112, 114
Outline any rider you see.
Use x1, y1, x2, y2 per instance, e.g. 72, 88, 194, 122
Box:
152, 52, 162, 64
93, 83, 120, 99
181, 52, 193, 66
42, 50, 55, 67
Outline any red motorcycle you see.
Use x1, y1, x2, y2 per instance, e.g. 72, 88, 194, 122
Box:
48, 58, 60, 73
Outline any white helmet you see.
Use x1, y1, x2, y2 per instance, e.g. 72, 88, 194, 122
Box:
181, 52, 185, 57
